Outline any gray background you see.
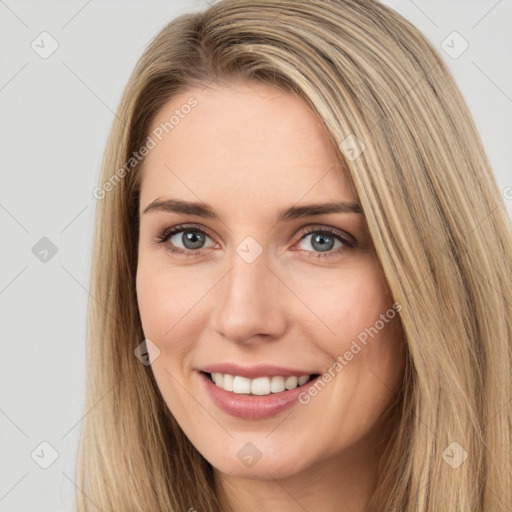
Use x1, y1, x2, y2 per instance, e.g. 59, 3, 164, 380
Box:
0, 1, 510, 510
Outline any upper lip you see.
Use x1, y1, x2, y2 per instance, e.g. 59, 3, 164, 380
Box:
198, 363, 319, 379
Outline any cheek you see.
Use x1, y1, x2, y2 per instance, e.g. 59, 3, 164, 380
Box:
135, 261, 204, 413
301, 260, 405, 388
298, 260, 395, 341
135, 256, 211, 358
351, 270, 403, 363
296, 264, 404, 445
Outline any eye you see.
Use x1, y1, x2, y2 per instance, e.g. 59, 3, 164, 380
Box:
155, 223, 356, 259
294, 226, 355, 259
155, 224, 216, 256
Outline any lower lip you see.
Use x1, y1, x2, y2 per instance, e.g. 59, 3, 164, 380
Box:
198, 371, 319, 420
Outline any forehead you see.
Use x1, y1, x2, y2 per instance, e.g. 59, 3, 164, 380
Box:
139, 81, 355, 211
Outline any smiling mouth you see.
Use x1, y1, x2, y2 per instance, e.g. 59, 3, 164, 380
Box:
202, 371, 320, 396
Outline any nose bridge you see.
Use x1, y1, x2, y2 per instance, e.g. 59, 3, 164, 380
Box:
210, 246, 286, 343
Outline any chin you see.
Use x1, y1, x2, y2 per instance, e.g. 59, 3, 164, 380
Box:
206, 444, 309, 481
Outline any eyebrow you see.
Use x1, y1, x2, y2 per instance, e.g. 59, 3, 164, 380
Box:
142, 198, 363, 222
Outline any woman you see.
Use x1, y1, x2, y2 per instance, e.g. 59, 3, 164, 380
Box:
78, 0, 512, 510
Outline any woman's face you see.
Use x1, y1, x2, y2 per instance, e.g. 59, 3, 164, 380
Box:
136, 80, 405, 480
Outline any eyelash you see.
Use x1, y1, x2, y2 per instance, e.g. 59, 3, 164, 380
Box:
155, 223, 356, 260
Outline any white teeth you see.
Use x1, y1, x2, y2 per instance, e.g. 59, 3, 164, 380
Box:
251, 377, 271, 395
298, 375, 310, 386
208, 372, 312, 395
270, 376, 285, 393
285, 376, 298, 390
223, 374, 234, 392
212, 372, 223, 386
232, 376, 251, 394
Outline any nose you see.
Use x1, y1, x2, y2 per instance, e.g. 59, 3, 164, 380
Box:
209, 251, 288, 344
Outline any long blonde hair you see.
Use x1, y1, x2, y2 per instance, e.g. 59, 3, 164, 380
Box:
76, 1, 512, 510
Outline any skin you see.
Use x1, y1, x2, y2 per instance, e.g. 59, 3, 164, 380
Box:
136, 80, 406, 512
